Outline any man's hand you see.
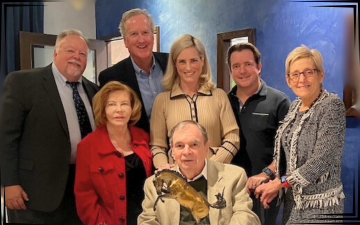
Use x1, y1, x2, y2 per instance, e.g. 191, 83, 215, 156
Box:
5, 185, 29, 210
246, 173, 269, 194
254, 178, 282, 209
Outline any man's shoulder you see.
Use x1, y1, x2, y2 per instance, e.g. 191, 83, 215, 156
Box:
210, 160, 246, 175
265, 85, 289, 100
8, 66, 48, 78
100, 57, 132, 74
6, 66, 50, 85
82, 76, 99, 90
154, 52, 169, 58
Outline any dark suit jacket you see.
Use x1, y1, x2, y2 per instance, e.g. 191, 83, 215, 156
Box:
0, 64, 99, 212
98, 52, 168, 133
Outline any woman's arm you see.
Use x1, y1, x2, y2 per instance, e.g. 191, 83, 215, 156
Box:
75, 140, 107, 225
149, 94, 170, 169
210, 89, 240, 163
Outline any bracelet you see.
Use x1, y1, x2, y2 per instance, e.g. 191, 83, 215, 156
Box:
262, 167, 275, 180
280, 176, 291, 188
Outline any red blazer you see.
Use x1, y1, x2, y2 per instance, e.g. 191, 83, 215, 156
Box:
75, 125, 153, 225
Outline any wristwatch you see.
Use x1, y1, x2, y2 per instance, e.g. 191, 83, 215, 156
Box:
262, 167, 275, 180
281, 176, 291, 188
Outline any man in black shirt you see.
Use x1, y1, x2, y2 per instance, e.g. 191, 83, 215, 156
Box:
227, 43, 290, 225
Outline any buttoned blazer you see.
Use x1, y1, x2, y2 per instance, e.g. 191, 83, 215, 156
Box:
98, 52, 169, 133
0, 64, 99, 212
138, 160, 260, 225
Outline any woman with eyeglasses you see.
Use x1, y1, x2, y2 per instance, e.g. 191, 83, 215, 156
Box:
248, 45, 346, 224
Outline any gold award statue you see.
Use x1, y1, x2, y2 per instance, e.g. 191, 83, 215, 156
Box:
153, 170, 226, 223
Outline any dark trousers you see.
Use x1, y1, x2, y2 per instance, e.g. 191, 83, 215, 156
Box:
250, 193, 280, 225
7, 165, 83, 225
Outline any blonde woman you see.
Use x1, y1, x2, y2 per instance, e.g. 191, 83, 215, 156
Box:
150, 34, 239, 169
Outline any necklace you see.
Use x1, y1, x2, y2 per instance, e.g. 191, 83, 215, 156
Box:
300, 89, 324, 112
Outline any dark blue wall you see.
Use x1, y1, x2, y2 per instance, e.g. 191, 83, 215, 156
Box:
96, 0, 358, 215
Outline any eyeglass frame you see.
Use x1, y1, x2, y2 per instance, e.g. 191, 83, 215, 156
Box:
287, 69, 318, 81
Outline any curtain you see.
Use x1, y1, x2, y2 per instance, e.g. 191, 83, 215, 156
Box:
0, 2, 44, 93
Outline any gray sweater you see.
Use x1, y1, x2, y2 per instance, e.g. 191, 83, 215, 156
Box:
274, 90, 346, 210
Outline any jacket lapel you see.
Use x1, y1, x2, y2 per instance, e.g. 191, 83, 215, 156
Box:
81, 77, 97, 106
123, 57, 148, 118
42, 64, 69, 138
153, 52, 168, 73
164, 198, 180, 224
207, 160, 224, 225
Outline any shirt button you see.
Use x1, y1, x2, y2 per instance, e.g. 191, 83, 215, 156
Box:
133, 144, 137, 148
116, 152, 122, 158
98, 167, 104, 172
119, 195, 125, 200
118, 173, 124, 178
119, 217, 125, 222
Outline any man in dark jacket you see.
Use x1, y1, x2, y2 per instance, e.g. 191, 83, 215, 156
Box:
0, 29, 99, 224
99, 8, 168, 133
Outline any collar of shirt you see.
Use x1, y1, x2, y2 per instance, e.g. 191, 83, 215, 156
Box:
229, 78, 268, 100
170, 83, 212, 98
131, 55, 156, 77
177, 159, 208, 182
52, 63, 83, 85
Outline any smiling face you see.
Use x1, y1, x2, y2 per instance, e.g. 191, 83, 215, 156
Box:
53, 35, 88, 82
171, 123, 209, 180
105, 90, 132, 129
123, 14, 154, 65
286, 57, 324, 102
175, 47, 204, 87
229, 49, 261, 91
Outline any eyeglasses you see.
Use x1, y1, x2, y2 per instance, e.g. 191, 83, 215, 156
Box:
288, 69, 318, 81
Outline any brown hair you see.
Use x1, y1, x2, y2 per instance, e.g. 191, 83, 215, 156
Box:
226, 42, 261, 70
169, 120, 208, 146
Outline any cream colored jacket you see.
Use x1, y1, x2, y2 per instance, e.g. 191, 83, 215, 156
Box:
138, 160, 260, 225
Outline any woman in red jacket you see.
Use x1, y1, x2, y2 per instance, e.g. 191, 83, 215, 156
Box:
75, 81, 153, 225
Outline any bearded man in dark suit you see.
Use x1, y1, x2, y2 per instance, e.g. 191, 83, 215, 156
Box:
99, 8, 168, 133
0, 29, 99, 224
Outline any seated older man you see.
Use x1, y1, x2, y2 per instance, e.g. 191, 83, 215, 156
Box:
138, 120, 260, 225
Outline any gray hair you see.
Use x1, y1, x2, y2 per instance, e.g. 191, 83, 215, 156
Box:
54, 29, 89, 51
119, 8, 154, 36
169, 120, 208, 146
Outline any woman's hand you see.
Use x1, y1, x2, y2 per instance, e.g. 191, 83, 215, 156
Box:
247, 173, 269, 194
254, 178, 282, 209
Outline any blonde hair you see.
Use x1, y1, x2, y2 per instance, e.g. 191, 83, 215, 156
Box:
285, 44, 324, 75
92, 81, 142, 127
162, 34, 214, 91
119, 8, 154, 36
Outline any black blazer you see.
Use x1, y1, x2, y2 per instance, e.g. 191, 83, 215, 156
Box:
98, 52, 169, 133
0, 64, 99, 212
